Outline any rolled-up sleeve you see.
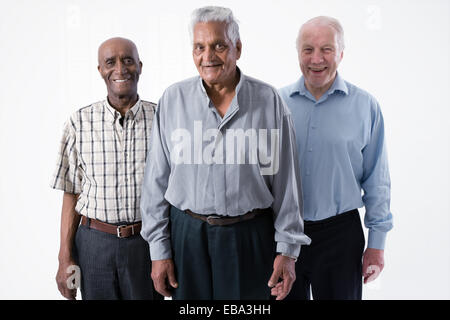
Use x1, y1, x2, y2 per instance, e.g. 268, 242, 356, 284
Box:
271, 96, 312, 258
361, 99, 393, 250
140, 95, 173, 260
50, 117, 82, 194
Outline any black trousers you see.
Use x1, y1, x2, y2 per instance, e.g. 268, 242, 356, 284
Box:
170, 206, 275, 300
286, 209, 365, 300
73, 221, 163, 300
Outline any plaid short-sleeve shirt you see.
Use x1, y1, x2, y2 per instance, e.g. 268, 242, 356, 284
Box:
51, 99, 155, 223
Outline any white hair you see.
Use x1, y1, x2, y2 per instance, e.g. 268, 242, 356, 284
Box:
296, 16, 345, 51
190, 6, 240, 46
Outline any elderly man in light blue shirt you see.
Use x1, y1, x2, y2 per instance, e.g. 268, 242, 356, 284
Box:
279, 16, 393, 300
140, 6, 311, 300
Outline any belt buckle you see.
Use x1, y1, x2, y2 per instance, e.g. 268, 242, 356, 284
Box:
116, 225, 127, 238
206, 215, 221, 225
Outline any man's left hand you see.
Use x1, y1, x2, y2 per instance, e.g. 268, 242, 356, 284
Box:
268, 254, 296, 300
362, 248, 384, 284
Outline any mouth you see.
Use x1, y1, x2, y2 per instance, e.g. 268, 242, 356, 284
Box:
202, 63, 223, 69
113, 79, 130, 83
309, 67, 327, 74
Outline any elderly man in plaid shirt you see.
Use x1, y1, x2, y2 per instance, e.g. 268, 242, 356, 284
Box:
51, 37, 161, 300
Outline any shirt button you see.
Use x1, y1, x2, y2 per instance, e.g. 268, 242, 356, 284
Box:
308, 148, 313, 152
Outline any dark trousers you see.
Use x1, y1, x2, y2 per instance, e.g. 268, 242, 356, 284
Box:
73, 221, 163, 300
170, 206, 275, 300
286, 209, 365, 300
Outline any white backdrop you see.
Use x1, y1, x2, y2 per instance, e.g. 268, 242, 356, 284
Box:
0, 0, 449, 299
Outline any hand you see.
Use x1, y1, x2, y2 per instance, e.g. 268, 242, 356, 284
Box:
151, 259, 178, 297
268, 255, 296, 300
56, 259, 78, 300
362, 248, 384, 284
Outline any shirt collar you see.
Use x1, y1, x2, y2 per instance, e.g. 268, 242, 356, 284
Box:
289, 72, 348, 98
104, 97, 142, 123
327, 72, 348, 96
234, 67, 244, 95
198, 66, 244, 100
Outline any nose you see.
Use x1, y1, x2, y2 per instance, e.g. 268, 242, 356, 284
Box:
311, 50, 324, 64
114, 60, 127, 74
203, 46, 215, 62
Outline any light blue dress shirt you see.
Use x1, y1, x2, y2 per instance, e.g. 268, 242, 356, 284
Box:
278, 74, 393, 250
141, 69, 311, 260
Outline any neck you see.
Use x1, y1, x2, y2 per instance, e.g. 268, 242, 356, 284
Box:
305, 73, 337, 101
107, 94, 138, 116
203, 69, 240, 98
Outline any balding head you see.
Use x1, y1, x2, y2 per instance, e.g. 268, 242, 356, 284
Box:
97, 37, 142, 104
98, 37, 140, 65
297, 16, 345, 52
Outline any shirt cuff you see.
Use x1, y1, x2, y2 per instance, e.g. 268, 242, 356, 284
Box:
149, 239, 172, 261
368, 230, 387, 250
276, 241, 301, 258
281, 253, 297, 262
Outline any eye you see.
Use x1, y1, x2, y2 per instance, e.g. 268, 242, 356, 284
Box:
215, 43, 226, 52
193, 44, 204, 54
303, 48, 312, 54
105, 60, 114, 66
123, 58, 134, 65
323, 47, 333, 53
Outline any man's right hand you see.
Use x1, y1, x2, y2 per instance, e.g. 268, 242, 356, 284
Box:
56, 259, 78, 300
151, 259, 178, 297
57, 193, 81, 300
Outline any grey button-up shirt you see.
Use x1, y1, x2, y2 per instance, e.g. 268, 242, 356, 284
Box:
140, 69, 311, 260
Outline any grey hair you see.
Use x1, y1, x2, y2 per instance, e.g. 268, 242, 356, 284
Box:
296, 16, 345, 51
190, 6, 240, 46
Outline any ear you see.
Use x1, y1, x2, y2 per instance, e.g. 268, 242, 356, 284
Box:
139, 61, 143, 75
235, 39, 242, 60
97, 65, 102, 76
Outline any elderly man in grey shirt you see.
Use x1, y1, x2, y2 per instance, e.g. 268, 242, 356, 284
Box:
140, 6, 311, 300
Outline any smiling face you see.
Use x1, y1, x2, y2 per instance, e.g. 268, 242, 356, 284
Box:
192, 21, 241, 87
297, 23, 343, 98
97, 38, 142, 100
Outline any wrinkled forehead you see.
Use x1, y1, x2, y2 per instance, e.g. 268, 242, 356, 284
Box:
98, 39, 140, 62
193, 21, 230, 43
299, 23, 339, 46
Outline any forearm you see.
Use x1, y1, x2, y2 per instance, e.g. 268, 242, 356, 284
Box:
139, 158, 173, 260
361, 101, 393, 249
272, 113, 311, 257
362, 180, 393, 249
140, 193, 172, 260
58, 192, 81, 262
140, 105, 173, 260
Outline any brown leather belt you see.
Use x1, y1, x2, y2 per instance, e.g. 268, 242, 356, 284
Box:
185, 208, 270, 226
80, 216, 142, 238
